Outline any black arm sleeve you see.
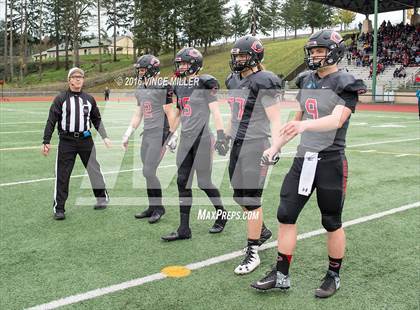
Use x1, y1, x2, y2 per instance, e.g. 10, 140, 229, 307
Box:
90, 97, 108, 139
165, 84, 174, 105
339, 90, 358, 113
42, 96, 61, 144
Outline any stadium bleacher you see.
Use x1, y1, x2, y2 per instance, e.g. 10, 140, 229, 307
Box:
342, 21, 420, 90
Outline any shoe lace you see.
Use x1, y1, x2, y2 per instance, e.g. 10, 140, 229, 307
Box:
260, 268, 277, 282
240, 246, 256, 265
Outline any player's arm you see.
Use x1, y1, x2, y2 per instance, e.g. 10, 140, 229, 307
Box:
283, 105, 352, 136
165, 98, 181, 153
41, 96, 61, 156
208, 100, 224, 131
209, 100, 230, 156
122, 106, 143, 150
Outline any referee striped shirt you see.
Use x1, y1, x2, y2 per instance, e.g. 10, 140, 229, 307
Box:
43, 89, 108, 144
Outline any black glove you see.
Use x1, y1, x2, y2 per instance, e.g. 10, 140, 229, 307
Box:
214, 130, 229, 156
260, 152, 280, 166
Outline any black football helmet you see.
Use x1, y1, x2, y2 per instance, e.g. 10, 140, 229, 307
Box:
230, 36, 264, 73
134, 54, 160, 80
304, 30, 345, 70
174, 47, 203, 77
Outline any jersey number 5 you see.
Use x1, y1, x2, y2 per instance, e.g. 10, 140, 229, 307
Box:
305, 98, 319, 119
180, 97, 192, 117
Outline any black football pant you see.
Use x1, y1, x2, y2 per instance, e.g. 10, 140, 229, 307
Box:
53, 136, 108, 213
229, 138, 270, 211
176, 133, 223, 215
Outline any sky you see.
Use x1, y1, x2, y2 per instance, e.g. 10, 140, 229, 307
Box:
0, 0, 411, 37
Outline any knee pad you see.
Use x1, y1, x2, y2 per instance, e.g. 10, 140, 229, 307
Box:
243, 204, 261, 211
232, 193, 261, 211
277, 203, 297, 224
321, 214, 342, 232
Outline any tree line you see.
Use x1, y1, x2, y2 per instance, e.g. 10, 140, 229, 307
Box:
0, 0, 356, 82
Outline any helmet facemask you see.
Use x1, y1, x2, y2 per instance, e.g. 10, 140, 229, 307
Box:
304, 44, 344, 71
134, 57, 160, 81
230, 49, 258, 73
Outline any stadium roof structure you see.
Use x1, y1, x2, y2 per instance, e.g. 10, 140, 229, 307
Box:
310, 0, 417, 15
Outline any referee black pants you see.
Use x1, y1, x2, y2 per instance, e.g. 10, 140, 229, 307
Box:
53, 136, 108, 213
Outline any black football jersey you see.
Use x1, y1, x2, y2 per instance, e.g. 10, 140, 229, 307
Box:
174, 74, 219, 137
225, 70, 282, 140
135, 82, 173, 131
295, 70, 366, 153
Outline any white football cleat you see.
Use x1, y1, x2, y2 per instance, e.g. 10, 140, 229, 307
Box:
234, 245, 260, 275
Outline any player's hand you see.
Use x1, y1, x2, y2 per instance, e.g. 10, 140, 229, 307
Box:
282, 121, 306, 136
122, 135, 129, 151
103, 138, 112, 149
121, 126, 135, 151
41, 144, 51, 156
166, 132, 178, 153
260, 146, 280, 166
214, 130, 229, 156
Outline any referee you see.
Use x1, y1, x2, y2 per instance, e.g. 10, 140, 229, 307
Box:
42, 67, 112, 220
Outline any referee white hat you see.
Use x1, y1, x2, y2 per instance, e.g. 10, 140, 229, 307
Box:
68, 67, 85, 79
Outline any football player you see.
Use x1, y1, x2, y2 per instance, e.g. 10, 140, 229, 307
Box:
251, 30, 366, 298
225, 36, 283, 274
122, 55, 176, 223
161, 47, 229, 241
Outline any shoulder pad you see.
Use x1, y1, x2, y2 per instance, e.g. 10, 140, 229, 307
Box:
336, 72, 367, 94
253, 70, 282, 89
295, 70, 311, 88
200, 74, 219, 89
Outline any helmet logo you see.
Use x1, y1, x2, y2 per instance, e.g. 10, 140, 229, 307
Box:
231, 48, 241, 54
330, 32, 342, 44
251, 40, 263, 53
151, 57, 160, 67
188, 49, 200, 57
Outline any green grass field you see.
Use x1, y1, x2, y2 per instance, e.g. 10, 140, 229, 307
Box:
0, 100, 419, 310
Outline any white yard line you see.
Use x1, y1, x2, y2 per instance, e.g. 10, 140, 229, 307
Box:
346, 137, 420, 148
359, 150, 376, 153
0, 121, 46, 125
25, 201, 420, 310
0, 159, 229, 187
395, 154, 411, 157
0, 130, 42, 134
1, 137, 419, 187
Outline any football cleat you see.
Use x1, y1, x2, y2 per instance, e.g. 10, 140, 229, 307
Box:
134, 209, 154, 219
234, 245, 260, 275
315, 270, 340, 298
53, 211, 65, 220
251, 268, 290, 291
148, 207, 165, 224
94, 197, 108, 210
161, 228, 192, 242
209, 211, 228, 234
